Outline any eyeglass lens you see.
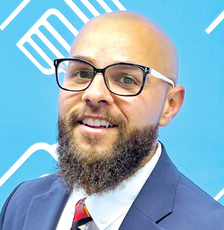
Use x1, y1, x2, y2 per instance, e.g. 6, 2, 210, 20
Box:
57, 60, 144, 96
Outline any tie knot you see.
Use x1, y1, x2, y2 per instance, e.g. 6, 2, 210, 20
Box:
71, 198, 92, 230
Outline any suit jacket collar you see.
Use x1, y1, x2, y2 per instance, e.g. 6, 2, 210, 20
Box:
23, 178, 69, 230
119, 144, 179, 230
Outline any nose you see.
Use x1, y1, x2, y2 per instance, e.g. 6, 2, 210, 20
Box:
81, 73, 114, 106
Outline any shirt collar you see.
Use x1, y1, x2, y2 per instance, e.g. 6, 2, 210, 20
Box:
85, 142, 162, 229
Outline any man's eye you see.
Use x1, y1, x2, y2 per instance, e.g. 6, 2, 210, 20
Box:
73, 70, 93, 79
118, 76, 136, 84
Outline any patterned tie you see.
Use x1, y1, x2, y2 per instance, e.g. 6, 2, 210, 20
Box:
70, 198, 92, 230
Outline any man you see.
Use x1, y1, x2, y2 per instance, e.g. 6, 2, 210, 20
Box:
1, 11, 224, 230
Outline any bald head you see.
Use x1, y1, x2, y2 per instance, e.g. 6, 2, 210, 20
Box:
71, 11, 178, 84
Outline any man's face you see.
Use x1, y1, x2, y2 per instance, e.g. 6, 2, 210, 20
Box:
57, 13, 177, 193
58, 17, 170, 156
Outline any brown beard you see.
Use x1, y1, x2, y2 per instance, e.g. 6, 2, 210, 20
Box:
57, 107, 159, 195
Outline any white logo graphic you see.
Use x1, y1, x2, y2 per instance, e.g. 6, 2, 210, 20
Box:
215, 189, 224, 202
0, 143, 58, 187
0, 0, 31, 30
15, 0, 126, 74
16, 8, 78, 75
206, 10, 224, 34
205, 10, 224, 202
65, 0, 126, 19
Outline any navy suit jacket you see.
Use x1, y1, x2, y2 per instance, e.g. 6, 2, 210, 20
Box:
1, 145, 224, 230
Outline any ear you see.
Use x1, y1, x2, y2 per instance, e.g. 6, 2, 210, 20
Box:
159, 85, 185, 127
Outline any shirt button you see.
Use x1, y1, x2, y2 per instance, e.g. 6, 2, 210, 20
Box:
100, 216, 107, 224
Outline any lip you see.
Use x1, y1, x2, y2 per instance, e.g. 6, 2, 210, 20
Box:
79, 123, 113, 136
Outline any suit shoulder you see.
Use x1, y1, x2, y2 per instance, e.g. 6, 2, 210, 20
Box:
1, 174, 65, 214
0, 174, 69, 229
12, 174, 64, 198
19, 174, 60, 189
174, 172, 224, 223
177, 172, 222, 207
157, 170, 224, 229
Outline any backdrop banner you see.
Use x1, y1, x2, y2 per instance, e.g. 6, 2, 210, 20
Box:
0, 0, 224, 208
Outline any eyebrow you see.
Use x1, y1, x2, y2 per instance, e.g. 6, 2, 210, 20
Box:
112, 64, 139, 70
71, 55, 133, 66
71, 55, 95, 64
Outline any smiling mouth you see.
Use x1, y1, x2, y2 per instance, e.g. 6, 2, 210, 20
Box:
79, 118, 115, 128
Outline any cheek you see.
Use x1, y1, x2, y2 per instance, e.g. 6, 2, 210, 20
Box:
121, 94, 165, 128
58, 91, 81, 119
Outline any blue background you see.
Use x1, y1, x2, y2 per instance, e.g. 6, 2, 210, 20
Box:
1, 0, 224, 209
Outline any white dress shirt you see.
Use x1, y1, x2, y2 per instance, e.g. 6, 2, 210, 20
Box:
56, 142, 162, 230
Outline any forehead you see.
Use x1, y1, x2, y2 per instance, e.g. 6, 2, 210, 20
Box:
69, 13, 177, 81
71, 17, 159, 65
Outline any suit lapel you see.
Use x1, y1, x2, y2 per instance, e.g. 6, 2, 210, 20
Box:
120, 145, 179, 230
119, 208, 165, 230
23, 178, 69, 230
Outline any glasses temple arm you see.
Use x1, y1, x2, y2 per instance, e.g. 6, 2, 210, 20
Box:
150, 69, 175, 87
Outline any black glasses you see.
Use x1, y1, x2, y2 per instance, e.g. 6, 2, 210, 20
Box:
54, 58, 174, 97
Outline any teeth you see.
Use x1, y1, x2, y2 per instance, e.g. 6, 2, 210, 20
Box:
82, 118, 113, 127
93, 119, 101, 127
87, 118, 94, 126
82, 118, 88, 125
106, 121, 110, 128
101, 120, 107, 126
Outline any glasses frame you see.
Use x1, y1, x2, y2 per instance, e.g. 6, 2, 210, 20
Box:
54, 58, 175, 97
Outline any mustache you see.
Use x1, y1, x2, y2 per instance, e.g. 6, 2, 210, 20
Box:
65, 105, 126, 129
